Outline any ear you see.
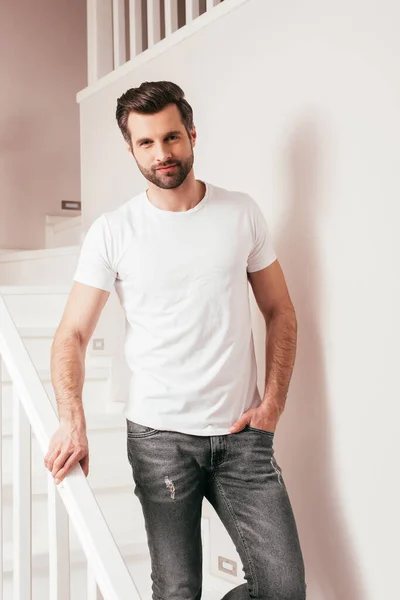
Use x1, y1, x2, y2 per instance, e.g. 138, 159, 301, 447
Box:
127, 143, 133, 156
190, 126, 197, 148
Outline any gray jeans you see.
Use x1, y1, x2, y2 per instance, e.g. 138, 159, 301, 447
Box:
126, 419, 306, 600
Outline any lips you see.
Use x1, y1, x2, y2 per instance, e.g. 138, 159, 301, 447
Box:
157, 164, 178, 171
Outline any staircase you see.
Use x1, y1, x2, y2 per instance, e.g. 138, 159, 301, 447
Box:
45, 214, 83, 249
0, 206, 160, 598
0, 0, 250, 595
0, 228, 237, 598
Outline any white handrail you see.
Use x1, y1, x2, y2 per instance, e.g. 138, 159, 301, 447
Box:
0, 293, 141, 600
88, 565, 103, 599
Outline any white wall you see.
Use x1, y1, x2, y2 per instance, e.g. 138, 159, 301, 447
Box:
78, 0, 400, 598
0, 0, 86, 250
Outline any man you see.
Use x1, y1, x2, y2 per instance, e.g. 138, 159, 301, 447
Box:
45, 81, 306, 599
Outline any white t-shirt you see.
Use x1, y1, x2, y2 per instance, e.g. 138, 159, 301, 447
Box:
73, 181, 277, 436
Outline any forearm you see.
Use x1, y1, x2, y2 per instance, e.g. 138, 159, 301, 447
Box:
50, 331, 87, 426
260, 306, 297, 421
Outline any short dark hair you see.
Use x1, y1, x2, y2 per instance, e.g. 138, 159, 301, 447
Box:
116, 81, 194, 145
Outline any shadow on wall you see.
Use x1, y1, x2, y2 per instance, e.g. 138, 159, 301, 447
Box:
275, 117, 366, 600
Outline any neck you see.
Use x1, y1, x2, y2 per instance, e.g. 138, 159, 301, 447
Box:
146, 173, 206, 212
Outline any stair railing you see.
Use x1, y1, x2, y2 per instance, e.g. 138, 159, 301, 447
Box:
0, 292, 141, 600
87, 0, 225, 84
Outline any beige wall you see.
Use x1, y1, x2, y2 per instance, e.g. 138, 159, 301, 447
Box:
78, 0, 400, 597
0, 0, 86, 249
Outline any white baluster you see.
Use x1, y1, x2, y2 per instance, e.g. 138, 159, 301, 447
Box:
186, 0, 200, 23
13, 386, 32, 600
165, 0, 178, 36
147, 0, 162, 48
48, 474, 70, 599
88, 564, 103, 599
0, 357, 3, 600
87, 0, 114, 84
113, 0, 127, 68
206, 0, 221, 11
129, 0, 144, 57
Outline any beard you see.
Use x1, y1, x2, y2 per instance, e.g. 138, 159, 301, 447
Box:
134, 149, 194, 190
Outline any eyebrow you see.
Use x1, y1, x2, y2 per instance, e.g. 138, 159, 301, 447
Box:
135, 130, 182, 146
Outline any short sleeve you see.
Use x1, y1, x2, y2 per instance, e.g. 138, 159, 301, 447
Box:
247, 198, 277, 273
73, 214, 117, 291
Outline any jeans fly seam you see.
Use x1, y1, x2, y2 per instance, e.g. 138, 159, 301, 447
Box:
210, 436, 229, 470
212, 474, 259, 599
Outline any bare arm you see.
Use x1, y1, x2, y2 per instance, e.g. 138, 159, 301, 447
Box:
45, 282, 110, 483
249, 259, 297, 422
50, 282, 109, 422
261, 299, 297, 422
51, 331, 86, 424
229, 260, 297, 433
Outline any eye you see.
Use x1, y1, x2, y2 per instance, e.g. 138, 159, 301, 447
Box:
140, 140, 151, 146
167, 135, 178, 140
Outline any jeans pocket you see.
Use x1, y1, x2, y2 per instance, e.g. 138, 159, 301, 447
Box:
126, 419, 159, 438
246, 425, 275, 438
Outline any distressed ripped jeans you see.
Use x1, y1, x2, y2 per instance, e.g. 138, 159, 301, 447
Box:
126, 420, 306, 600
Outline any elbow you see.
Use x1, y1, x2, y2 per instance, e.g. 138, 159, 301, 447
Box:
51, 326, 87, 355
264, 301, 297, 330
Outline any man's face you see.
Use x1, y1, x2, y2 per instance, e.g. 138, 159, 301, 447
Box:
127, 104, 196, 190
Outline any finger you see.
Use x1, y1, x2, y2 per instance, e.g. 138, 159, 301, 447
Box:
44, 448, 60, 471
44, 447, 56, 465
80, 454, 89, 477
52, 449, 74, 478
229, 416, 249, 431
237, 422, 248, 431
54, 451, 83, 484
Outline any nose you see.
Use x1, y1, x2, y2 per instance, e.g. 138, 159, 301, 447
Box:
154, 141, 173, 165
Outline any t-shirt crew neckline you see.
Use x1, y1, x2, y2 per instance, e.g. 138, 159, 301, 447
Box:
143, 180, 211, 216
